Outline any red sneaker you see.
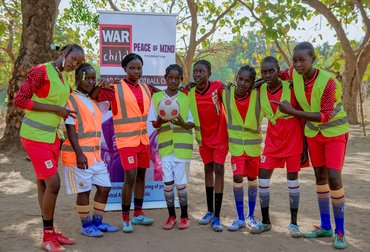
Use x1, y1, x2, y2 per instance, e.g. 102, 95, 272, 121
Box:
42, 233, 65, 252
178, 218, 190, 230
54, 231, 76, 245
162, 216, 177, 230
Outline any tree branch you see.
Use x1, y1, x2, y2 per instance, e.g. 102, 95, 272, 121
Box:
302, 0, 354, 58
274, 40, 291, 66
195, 0, 238, 47
107, 0, 120, 11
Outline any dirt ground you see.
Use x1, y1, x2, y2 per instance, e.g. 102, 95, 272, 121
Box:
0, 115, 369, 251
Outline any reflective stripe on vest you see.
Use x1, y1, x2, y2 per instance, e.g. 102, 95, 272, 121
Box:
188, 88, 202, 146
112, 80, 151, 148
223, 86, 262, 157
152, 91, 193, 159
293, 68, 349, 137
61, 94, 103, 166
20, 62, 70, 143
260, 81, 292, 125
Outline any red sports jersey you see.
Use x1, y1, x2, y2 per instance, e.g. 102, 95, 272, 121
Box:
278, 66, 336, 123
235, 91, 250, 121
263, 85, 303, 157
195, 80, 228, 148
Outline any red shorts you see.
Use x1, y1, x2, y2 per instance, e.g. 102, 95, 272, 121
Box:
260, 155, 301, 173
199, 142, 228, 165
231, 153, 260, 178
21, 136, 60, 180
118, 143, 150, 170
307, 133, 348, 170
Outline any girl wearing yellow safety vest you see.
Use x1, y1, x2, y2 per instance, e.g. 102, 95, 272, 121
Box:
61, 63, 118, 238
150, 64, 194, 230
275, 42, 349, 249
14, 44, 84, 252
251, 56, 308, 237
221, 65, 262, 233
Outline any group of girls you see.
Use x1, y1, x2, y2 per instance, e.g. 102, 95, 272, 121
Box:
14, 40, 349, 251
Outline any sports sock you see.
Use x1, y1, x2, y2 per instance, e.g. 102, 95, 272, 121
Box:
177, 184, 188, 218
76, 205, 91, 228
42, 219, 54, 241
259, 178, 271, 224
330, 188, 345, 234
233, 182, 244, 221
121, 204, 130, 221
316, 184, 332, 230
214, 193, 223, 218
164, 183, 176, 217
206, 187, 214, 213
133, 198, 144, 217
92, 201, 106, 226
248, 179, 258, 218
287, 179, 300, 225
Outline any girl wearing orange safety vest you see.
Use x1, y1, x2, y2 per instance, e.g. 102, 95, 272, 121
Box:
97, 53, 155, 233
14, 44, 84, 252
61, 63, 119, 238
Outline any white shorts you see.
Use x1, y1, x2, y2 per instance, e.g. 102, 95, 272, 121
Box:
161, 155, 189, 185
64, 160, 111, 195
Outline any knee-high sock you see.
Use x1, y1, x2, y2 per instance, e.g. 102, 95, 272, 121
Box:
316, 184, 332, 230
164, 184, 176, 217
233, 182, 244, 221
248, 179, 258, 218
214, 193, 223, 218
330, 188, 345, 234
206, 187, 214, 213
92, 201, 106, 226
259, 179, 270, 224
287, 179, 300, 225
76, 205, 91, 228
177, 184, 188, 218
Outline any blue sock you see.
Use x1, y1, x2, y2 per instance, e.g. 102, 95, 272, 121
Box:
331, 188, 345, 234
317, 184, 332, 230
248, 179, 258, 218
233, 182, 244, 221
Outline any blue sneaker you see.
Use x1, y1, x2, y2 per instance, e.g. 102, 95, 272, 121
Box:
122, 220, 134, 233
132, 215, 154, 226
211, 217, 223, 232
80, 225, 104, 237
96, 222, 119, 232
246, 216, 258, 229
228, 218, 246, 231
199, 212, 214, 225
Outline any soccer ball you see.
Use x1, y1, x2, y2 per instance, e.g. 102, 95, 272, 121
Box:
158, 98, 180, 121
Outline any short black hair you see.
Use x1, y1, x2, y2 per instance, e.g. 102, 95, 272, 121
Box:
75, 63, 95, 84
238, 64, 256, 81
60, 44, 85, 57
293, 42, 315, 57
194, 60, 211, 74
165, 64, 183, 81
261, 56, 279, 68
121, 53, 143, 68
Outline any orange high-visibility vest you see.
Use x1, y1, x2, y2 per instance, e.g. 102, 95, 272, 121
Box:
61, 94, 102, 166
112, 80, 151, 148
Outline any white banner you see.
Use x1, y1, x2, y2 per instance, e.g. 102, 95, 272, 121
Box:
98, 11, 177, 210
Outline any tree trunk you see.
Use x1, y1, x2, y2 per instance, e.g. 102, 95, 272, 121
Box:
0, 0, 60, 151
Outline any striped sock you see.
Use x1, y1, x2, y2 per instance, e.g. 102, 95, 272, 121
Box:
177, 184, 188, 218
76, 205, 91, 228
248, 179, 258, 218
259, 179, 270, 224
287, 179, 300, 225
330, 188, 345, 234
92, 201, 106, 226
134, 198, 144, 217
316, 184, 332, 230
164, 184, 176, 217
233, 182, 244, 221
121, 204, 130, 221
